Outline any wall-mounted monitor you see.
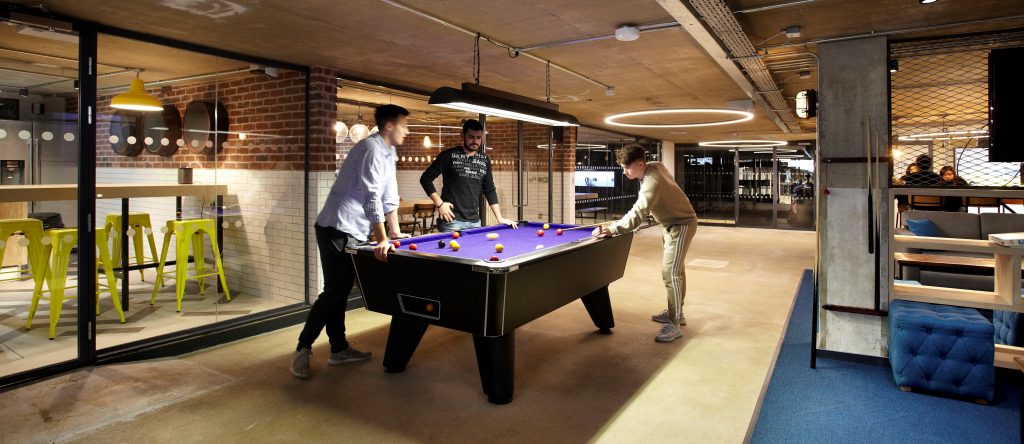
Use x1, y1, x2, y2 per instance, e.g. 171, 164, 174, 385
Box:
575, 171, 615, 187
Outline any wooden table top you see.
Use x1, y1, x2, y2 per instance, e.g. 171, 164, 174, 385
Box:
0, 183, 228, 202
575, 192, 598, 200
894, 252, 1024, 271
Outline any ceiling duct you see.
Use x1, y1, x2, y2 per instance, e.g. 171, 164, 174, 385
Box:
685, 0, 802, 133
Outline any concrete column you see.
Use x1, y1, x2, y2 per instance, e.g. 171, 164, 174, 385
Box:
817, 37, 891, 357
661, 140, 676, 179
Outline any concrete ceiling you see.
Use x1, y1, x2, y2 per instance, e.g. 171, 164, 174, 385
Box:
3, 0, 1024, 145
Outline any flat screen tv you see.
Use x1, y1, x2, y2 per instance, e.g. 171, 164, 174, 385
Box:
989, 47, 1024, 162
575, 171, 615, 188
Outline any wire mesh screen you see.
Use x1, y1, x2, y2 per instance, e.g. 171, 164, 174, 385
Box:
890, 31, 1024, 188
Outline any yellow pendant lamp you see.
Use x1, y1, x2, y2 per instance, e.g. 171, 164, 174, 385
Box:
111, 72, 163, 112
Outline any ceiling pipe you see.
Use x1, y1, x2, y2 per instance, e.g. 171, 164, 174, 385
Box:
516, 21, 682, 52
378, 0, 613, 91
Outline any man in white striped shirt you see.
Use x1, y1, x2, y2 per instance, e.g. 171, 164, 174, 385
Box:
291, 104, 410, 379
593, 144, 698, 342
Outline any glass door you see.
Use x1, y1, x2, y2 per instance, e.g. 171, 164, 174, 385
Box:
737, 149, 776, 227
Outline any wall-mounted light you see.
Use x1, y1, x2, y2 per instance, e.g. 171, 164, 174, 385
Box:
423, 135, 432, 148
795, 89, 817, 119
429, 83, 579, 127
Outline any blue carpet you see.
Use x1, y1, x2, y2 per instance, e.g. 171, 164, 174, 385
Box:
751, 270, 1020, 444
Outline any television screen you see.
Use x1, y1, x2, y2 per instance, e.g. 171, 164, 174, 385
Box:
575, 171, 615, 188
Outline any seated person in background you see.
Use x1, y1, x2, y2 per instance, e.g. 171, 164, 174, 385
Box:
894, 163, 919, 212
901, 155, 940, 187
939, 165, 970, 212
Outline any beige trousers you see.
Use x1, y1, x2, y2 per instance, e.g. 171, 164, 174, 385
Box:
661, 220, 698, 322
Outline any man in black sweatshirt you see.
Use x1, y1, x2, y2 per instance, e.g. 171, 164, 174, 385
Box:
420, 119, 517, 232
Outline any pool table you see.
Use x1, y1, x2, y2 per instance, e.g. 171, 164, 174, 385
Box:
346, 222, 633, 404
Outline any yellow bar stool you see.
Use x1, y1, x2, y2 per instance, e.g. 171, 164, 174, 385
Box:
152, 219, 231, 312
105, 212, 159, 281
26, 227, 125, 339
0, 218, 47, 302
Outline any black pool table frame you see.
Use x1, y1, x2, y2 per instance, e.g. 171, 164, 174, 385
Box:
346, 229, 633, 404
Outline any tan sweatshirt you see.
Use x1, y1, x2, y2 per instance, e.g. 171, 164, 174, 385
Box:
608, 162, 697, 235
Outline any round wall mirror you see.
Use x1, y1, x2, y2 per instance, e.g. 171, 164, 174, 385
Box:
109, 110, 143, 156
143, 105, 182, 156
183, 101, 229, 155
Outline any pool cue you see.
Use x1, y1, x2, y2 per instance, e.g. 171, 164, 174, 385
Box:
562, 221, 613, 231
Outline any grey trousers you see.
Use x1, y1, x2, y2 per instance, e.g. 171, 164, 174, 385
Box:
661, 220, 698, 322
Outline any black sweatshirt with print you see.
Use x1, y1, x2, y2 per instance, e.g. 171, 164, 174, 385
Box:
420, 146, 499, 222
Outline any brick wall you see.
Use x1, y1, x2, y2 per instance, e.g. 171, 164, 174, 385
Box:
95, 70, 309, 171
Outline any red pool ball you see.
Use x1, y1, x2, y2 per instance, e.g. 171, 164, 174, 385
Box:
489, 255, 499, 261
537, 229, 545, 237
391, 240, 400, 248
409, 243, 418, 251
556, 229, 563, 236
452, 232, 461, 239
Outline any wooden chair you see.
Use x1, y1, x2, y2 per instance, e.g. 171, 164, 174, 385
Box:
412, 203, 436, 234
397, 205, 419, 235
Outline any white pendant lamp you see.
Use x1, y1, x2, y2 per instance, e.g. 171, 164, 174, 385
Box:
349, 123, 370, 144
334, 121, 348, 144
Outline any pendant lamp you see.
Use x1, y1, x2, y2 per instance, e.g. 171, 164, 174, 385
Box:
111, 71, 163, 112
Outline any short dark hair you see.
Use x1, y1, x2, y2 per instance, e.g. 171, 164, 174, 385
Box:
915, 154, 933, 171
374, 104, 409, 129
615, 144, 646, 166
462, 119, 484, 134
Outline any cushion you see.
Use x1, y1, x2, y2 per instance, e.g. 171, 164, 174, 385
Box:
993, 310, 1023, 346
905, 219, 941, 237
903, 210, 981, 240
888, 300, 994, 401
980, 213, 1024, 239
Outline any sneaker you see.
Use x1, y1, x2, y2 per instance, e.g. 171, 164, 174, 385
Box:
651, 309, 687, 326
655, 323, 683, 342
291, 348, 312, 379
328, 346, 372, 365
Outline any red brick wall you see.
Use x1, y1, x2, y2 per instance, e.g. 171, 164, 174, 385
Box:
96, 69, 312, 170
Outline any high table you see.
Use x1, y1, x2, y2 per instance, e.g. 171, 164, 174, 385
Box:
0, 183, 228, 310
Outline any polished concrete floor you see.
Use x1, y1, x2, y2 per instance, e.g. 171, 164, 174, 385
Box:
0, 225, 814, 443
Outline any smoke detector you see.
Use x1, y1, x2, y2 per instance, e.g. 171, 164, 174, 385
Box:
615, 25, 640, 42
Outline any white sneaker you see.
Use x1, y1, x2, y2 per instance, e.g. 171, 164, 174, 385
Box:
655, 323, 683, 342
291, 348, 312, 379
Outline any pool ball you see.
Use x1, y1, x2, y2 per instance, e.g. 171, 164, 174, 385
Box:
437, 240, 446, 248
535, 244, 544, 250
486, 233, 499, 240
452, 231, 461, 239
537, 229, 544, 237
391, 240, 401, 248
556, 229, 563, 236
409, 243, 418, 251
495, 244, 504, 253
543, 223, 550, 230
450, 240, 460, 251
489, 255, 499, 261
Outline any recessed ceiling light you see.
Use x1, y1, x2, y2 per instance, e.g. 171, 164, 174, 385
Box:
605, 109, 754, 128
699, 140, 787, 148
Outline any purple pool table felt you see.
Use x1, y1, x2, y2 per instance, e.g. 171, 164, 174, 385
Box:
390, 222, 593, 261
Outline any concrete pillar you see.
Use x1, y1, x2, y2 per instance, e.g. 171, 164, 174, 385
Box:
661, 140, 676, 179
817, 37, 891, 357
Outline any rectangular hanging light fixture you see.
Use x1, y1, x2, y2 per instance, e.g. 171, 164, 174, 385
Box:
429, 83, 579, 126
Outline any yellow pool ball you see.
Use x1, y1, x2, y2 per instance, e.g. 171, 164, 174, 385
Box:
450, 240, 460, 251
486, 233, 499, 240
495, 243, 504, 253
543, 223, 550, 230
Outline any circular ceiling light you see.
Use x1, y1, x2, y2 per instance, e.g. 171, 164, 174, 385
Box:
699, 140, 787, 148
537, 143, 606, 149
605, 109, 754, 128
897, 130, 988, 141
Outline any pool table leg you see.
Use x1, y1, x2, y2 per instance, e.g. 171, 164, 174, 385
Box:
581, 286, 615, 334
473, 331, 515, 405
382, 317, 429, 373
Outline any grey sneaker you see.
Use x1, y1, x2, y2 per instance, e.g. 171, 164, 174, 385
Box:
291, 348, 312, 379
655, 323, 683, 342
652, 309, 687, 326
328, 346, 372, 365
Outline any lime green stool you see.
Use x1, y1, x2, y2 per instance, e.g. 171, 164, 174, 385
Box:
152, 219, 231, 312
26, 227, 125, 339
0, 218, 47, 301
105, 212, 159, 282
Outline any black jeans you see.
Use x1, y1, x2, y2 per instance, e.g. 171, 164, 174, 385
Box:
297, 224, 356, 353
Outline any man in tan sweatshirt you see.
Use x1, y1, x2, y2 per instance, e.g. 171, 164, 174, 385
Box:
593, 144, 698, 342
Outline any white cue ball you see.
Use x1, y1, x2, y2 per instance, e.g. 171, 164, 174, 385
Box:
535, 245, 544, 249
486, 233, 499, 240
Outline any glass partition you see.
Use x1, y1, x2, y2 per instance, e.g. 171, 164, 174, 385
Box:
0, 19, 81, 377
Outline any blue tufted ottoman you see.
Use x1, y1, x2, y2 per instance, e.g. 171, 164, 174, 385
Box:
994, 310, 1023, 346
888, 300, 994, 402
